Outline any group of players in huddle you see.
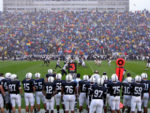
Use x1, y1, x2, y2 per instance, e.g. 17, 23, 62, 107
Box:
0, 69, 149, 113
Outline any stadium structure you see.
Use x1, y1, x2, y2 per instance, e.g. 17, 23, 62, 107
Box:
3, 0, 129, 12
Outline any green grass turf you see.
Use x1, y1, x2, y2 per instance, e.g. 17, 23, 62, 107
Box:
0, 60, 150, 108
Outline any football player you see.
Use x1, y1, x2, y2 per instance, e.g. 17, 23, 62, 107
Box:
141, 73, 150, 113
22, 72, 35, 113
61, 74, 77, 113
61, 63, 68, 76
122, 77, 132, 113
86, 76, 96, 112
1, 72, 12, 113
78, 75, 89, 113
102, 74, 110, 113
34, 73, 46, 112
108, 74, 122, 113
0, 77, 5, 113
43, 77, 56, 113
146, 57, 150, 70
54, 73, 63, 113
55, 58, 61, 70
131, 75, 144, 113
8, 74, 22, 113
89, 78, 106, 113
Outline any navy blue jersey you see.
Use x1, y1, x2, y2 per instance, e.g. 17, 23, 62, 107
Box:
103, 80, 111, 94
44, 82, 56, 99
8, 80, 21, 94
79, 80, 88, 93
34, 78, 44, 91
62, 81, 77, 95
108, 81, 122, 96
85, 82, 95, 95
141, 80, 150, 93
131, 82, 144, 96
22, 79, 35, 93
54, 80, 63, 93
1, 78, 11, 91
91, 84, 106, 99
122, 82, 132, 95
46, 73, 56, 78
148, 58, 150, 63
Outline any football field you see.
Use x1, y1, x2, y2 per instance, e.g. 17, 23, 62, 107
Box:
0, 60, 150, 109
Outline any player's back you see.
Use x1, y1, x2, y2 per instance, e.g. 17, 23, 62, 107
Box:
79, 80, 88, 93
22, 79, 34, 93
122, 82, 132, 95
1, 78, 11, 92
54, 79, 63, 92
44, 82, 56, 99
131, 82, 144, 96
141, 80, 150, 93
34, 78, 44, 91
62, 81, 77, 95
108, 81, 122, 96
8, 80, 21, 94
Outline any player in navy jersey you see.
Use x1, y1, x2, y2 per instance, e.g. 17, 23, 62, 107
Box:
131, 75, 144, 113
108, 74, 122, 113
8, 74, 22, 113
22, 72, 35, 113
43, 77, 56, 113
54, 73, 63, 113
122, 77, 132, 113
1, 72, 12, 113
61, 74, 77, 113
141, 73, 150, 113
90, 78, 106, 113
78, 75, 89, 113
102, 75, 110, 113
0, 78, 5, 113
45, 69, 56, 81
146, 57, 150, 70
86, 76, 96, 112
34, 73, 46, 112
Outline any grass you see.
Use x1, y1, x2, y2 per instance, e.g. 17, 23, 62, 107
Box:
0, 60, 150, 108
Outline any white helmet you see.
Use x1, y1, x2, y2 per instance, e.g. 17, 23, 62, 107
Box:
35, 73, 41, 78
90, 76, 96, 83
48, 69, 53, 74
56, 73, 62, 80
97, 78, 104, 86
48, 77, 54, 83
83, 75, 89, 81
5, 72, 11, 78
141, 73, 148, 79
11, 74, 17, 80
66, 74, 73, 82
111, 74, 118, 82
127, 77, 132, 83
135, 75, 141, 82
26, 72, 32, 79
102, 75, 108, 81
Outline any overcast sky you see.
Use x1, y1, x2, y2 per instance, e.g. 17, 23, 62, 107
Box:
0, 0, 150, 11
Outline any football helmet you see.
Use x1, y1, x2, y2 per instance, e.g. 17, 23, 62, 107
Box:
11, 74, 17, 80
48, 69, 53, 74
141, 73, 148, 79
97, 78, 104, 86
26, 72, 32, 79
35, 73, 41, 78
111, 74, 118, 82
102, 75, 108, 81
127, 77, 132, 83
56, 73, 62, 80
48, 77, 54, 83
90, 76, 96, 83
5, 72, 11, 78
135, 75, 141, 82
66, 74, 73, 82
83, 75, 89, 81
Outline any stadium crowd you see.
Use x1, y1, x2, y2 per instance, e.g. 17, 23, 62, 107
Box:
0, 10, 150, 58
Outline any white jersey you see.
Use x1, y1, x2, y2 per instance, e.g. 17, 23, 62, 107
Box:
91, 74, 100, 80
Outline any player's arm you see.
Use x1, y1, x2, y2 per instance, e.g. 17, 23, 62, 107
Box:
0, 85, 5, 96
